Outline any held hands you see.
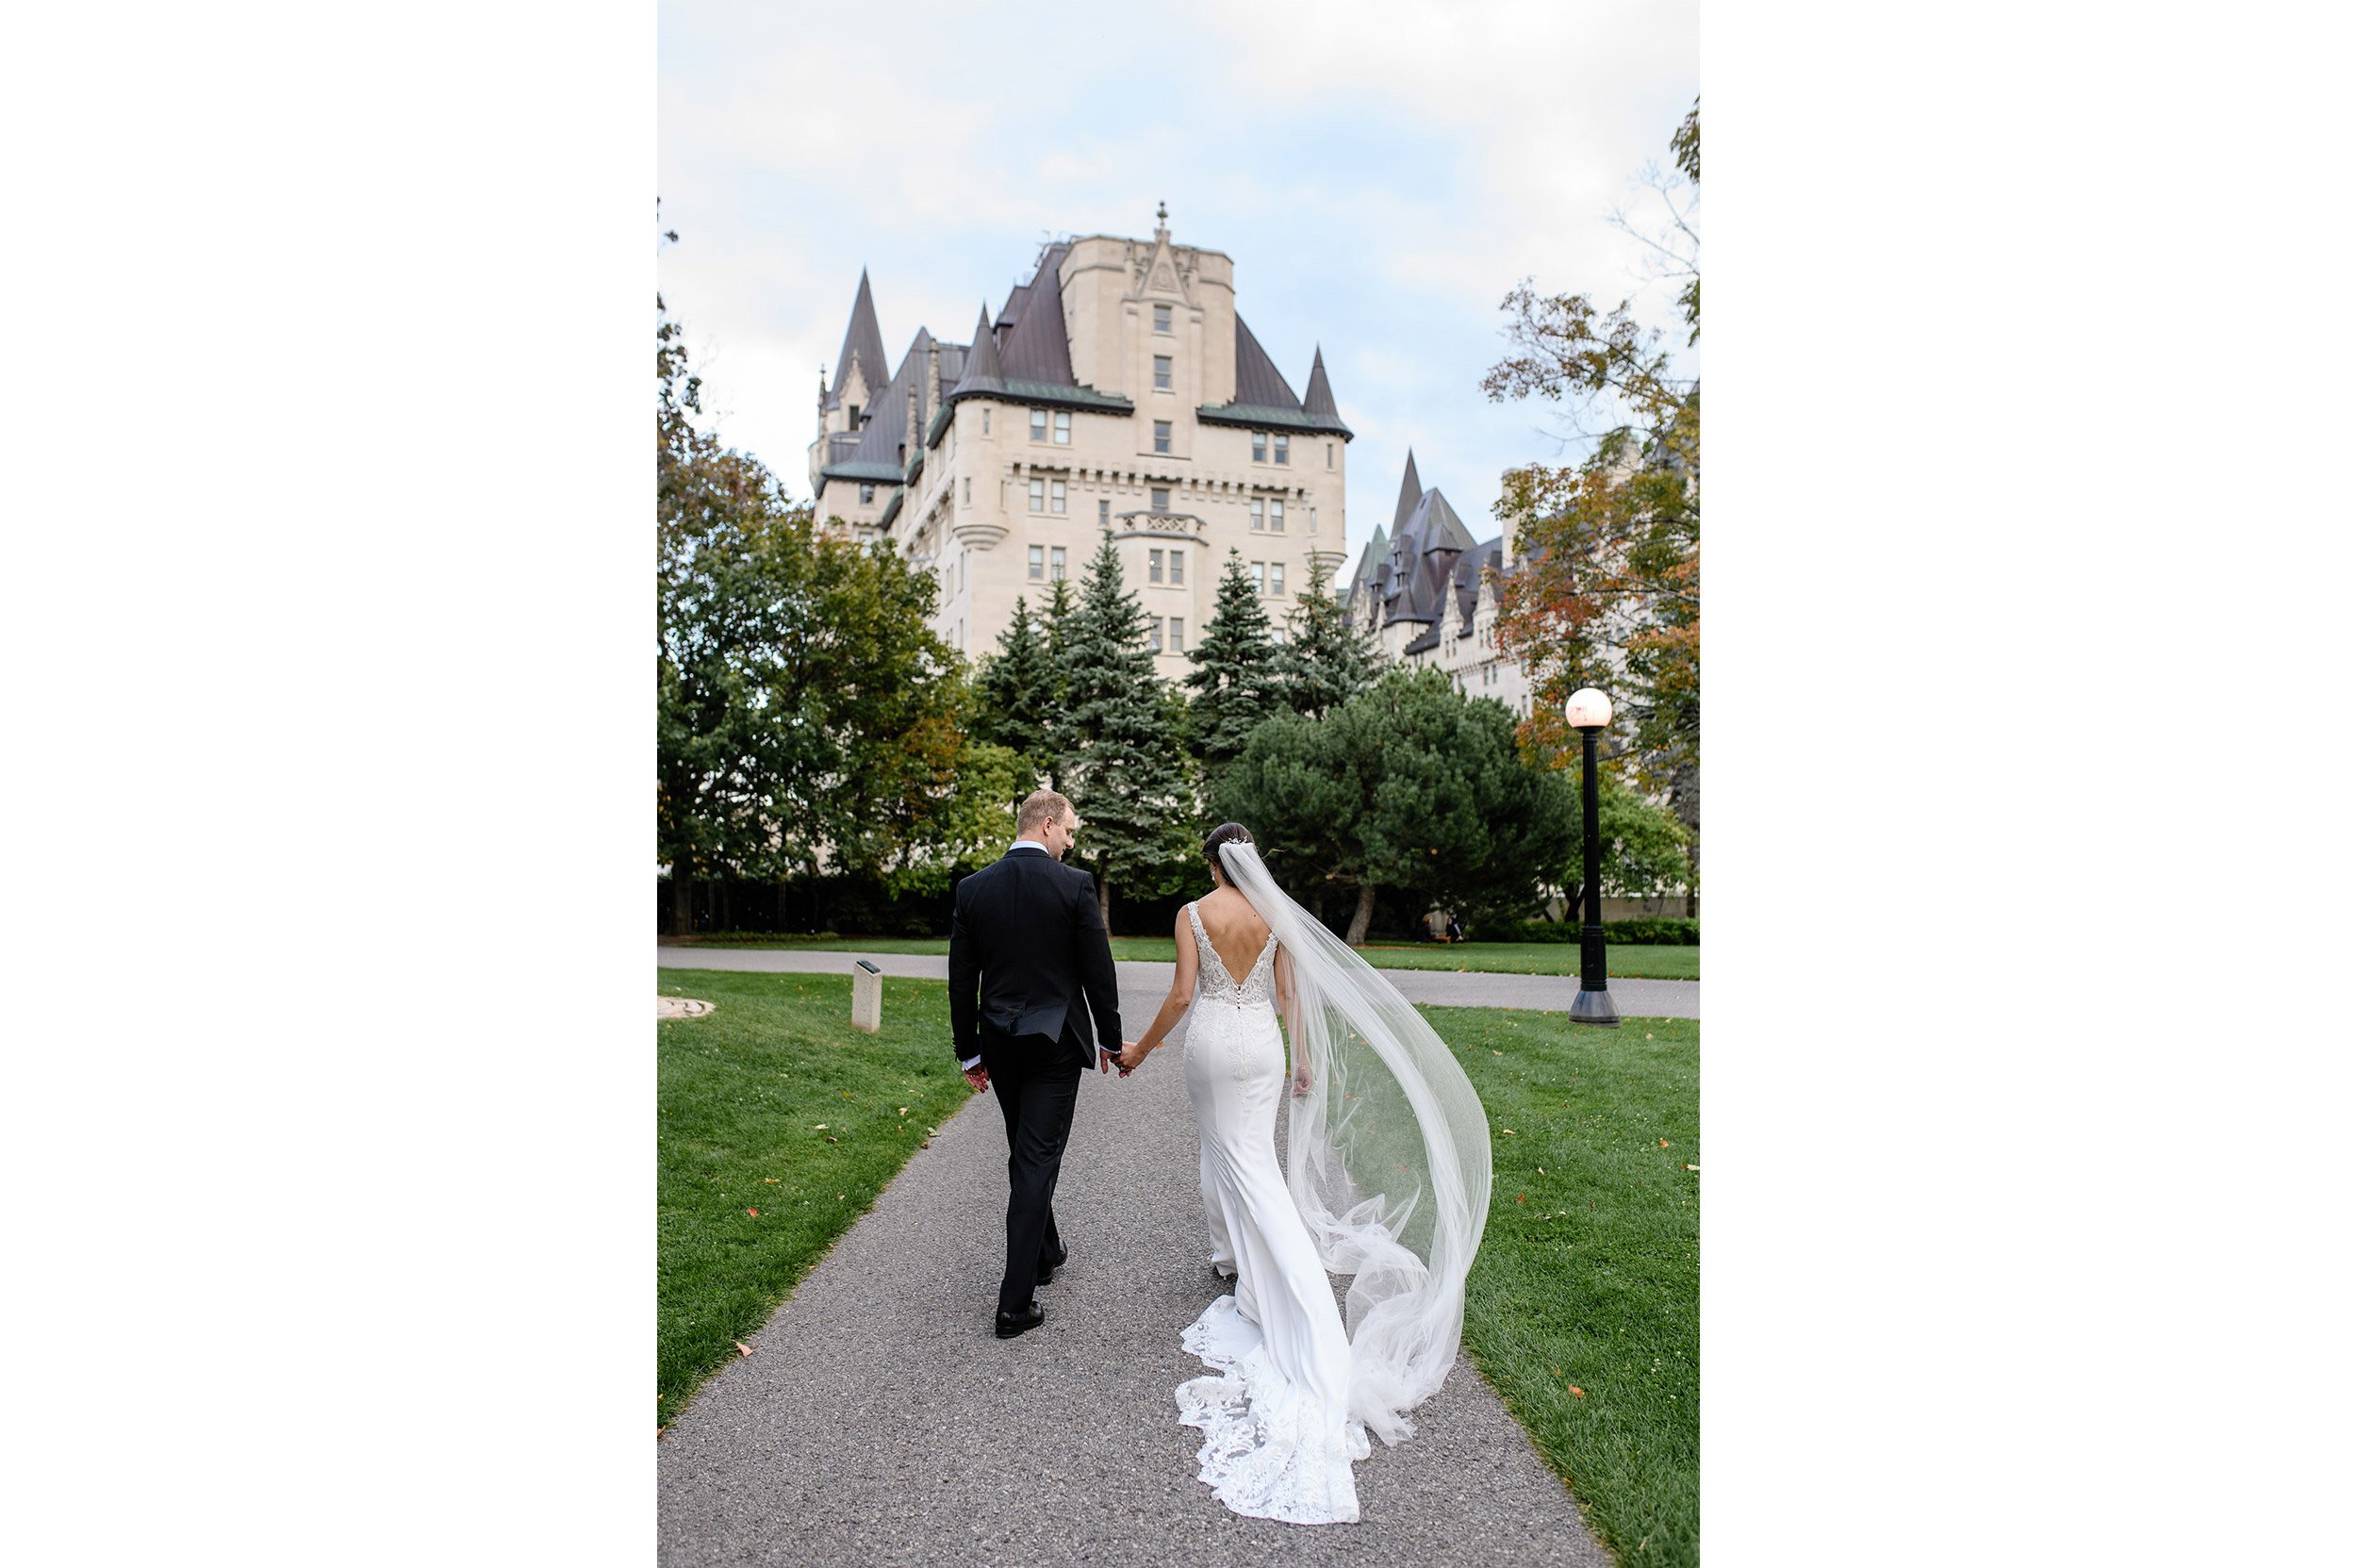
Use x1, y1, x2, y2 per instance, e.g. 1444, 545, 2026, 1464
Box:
964, 1065, 990, 1094
1116, 1038, 1150, 1073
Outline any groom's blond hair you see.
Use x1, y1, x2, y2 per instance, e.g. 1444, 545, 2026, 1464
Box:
1016, 789, 1074, 835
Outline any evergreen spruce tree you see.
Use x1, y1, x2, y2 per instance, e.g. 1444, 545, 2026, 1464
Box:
971, 595, 1058, 767
1184, 548, 1284, 771
1277, 553, 1380, 719
1038, 575, 1079, 779
1059, 531, 1195, 925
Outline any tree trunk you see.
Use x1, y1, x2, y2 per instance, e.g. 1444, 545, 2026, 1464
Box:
670, 870, 695, 936
1344, 883, 1377, 947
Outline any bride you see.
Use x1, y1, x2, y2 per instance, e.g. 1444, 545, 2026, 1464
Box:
1116, 823, 1494, 1526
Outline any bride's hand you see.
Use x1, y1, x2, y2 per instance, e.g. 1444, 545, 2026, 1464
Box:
1117, 1039, 1148, 1071
1292, 1065, 1312, 1096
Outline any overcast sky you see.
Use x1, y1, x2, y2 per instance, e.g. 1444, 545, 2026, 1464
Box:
658, 0, 1698, 574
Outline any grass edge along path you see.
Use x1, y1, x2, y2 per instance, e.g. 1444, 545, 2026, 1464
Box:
1444, 1006, 1700, 1568
672, 933, 1700, 982
656, 968, 969, 1430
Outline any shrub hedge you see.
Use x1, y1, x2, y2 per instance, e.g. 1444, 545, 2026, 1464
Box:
1479, 916, 1700, 947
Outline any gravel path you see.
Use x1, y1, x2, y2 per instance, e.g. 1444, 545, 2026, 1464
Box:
656, 968, 1614, 1566
656, 946, 1700, 1019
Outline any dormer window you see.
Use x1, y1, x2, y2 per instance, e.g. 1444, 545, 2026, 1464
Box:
847, 404, 860, 426
1154, 303, 1172, 334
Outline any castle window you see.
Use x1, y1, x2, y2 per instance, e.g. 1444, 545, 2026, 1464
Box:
860, 484, 875, 504
1050, 480, 1066, 514
1051, 546, 1067, 580
1250, 498, 1264, 531
1149, 618, 1164, 653
848, 404, 860, 426
1251, 431, 1266, 463
1029, 478, 1045, 512
1250, 561, 1266, 594
1053, 411, 1071, 445
1270, 562, 1286, 596
1154, 303, 1172, 334
1154, 355, 1173, 391
1168, 617, 1184, 652
1154, 420, 1171, 454
1168, 551, 1184, 586
1268, 499, 1284, 532
982, 407, 991, 435
1327, 442, 1334, 468
1274, 435, 1289, 465
1151, 487, 1170, 512
1149, 549, 1164, 584
1030, 408, 1048, 441
1029, 545, 1045, 580
963, 477, 971, 504
1098, 499, 1111, 525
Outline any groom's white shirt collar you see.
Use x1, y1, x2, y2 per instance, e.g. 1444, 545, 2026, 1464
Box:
963, 837, 1052, 1069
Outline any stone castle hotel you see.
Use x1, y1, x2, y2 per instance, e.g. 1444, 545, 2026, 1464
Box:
807, 211, 1533, 714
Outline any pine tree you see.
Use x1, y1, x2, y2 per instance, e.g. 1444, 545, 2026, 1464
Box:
1184, 548, 1283, 771
1038, 575, 1078, 779
971, 595, 1058, 767
1058, 531, 1196, 925
1277, 553, 1380, 718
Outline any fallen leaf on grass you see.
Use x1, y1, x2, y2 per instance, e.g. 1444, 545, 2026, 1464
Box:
898, 1107, 908, 1115
919, 1140, 931, 1148
1502, 1129, 1516, 1136
1515, 1195, 1525, 1204
1568, 1385, 1585, 1398
825, 1136, 838, 1144
746, 1208, 759, 1217
1658, 1138, 1671, 1147
1685, 1164, 1700, 1172
813, 1124, 828, 1131
763, 1178, 778, 1183
733, 1341, 752, 1358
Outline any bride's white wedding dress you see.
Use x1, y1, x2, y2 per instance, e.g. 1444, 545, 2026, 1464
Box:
1175, 901, 1369, 1525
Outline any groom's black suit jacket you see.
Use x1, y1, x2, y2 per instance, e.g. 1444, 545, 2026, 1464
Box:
948, 848, 1122, 1066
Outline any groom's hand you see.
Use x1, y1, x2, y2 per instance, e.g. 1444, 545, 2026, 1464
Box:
963, 1064, 989, 1094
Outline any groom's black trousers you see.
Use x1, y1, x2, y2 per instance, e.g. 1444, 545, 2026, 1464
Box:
979, 1024, 1086, 1315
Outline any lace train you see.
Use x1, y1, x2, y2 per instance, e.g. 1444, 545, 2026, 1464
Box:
1176, 1296, 1368, 1525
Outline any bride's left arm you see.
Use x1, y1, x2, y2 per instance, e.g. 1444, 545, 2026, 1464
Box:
1277, 948, 1311, 1094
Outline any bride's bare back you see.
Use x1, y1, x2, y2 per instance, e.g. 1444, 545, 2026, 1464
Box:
1189, 884, 1273, 985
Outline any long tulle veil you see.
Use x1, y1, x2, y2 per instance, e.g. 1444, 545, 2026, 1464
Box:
1217, 840, 1494, 1444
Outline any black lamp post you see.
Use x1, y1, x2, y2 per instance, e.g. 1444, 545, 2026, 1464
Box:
1565, 687, 1620, 1027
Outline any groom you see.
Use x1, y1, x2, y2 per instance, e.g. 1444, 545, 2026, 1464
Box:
947, 788, 1123, 1340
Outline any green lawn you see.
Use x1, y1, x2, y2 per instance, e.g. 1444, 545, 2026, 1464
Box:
1446, 1007, 1700, 1568
672, 933, 1699, 982
656, 968, 971, 1429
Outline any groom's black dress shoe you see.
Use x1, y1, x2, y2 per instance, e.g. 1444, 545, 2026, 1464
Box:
995, 1302, 1045, 1340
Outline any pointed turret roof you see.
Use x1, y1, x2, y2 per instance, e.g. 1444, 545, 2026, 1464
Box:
1231, 316, 1303, 411
948, 303, 1004, 399
1349, 523, 1390, 589
1393, 450, 1424, 533
828, 269, 889, 412
1303, 345, 1339, 421
998, 242, 1077, 386
1196, 320, 1352, 437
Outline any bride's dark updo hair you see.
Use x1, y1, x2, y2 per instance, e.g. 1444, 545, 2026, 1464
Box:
1203, 821, 1254, 883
